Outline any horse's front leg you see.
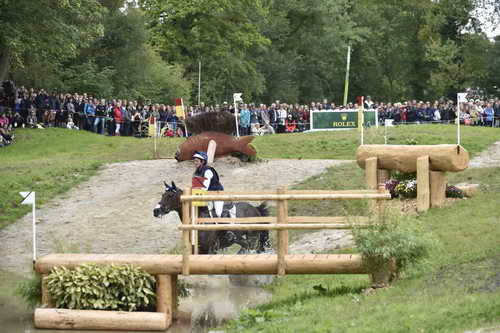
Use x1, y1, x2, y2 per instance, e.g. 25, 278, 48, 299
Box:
231, 231, 250, 254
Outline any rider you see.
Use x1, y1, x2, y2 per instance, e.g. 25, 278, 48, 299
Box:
192, 151, 228, 218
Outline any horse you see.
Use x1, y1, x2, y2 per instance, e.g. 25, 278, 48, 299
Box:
153, 181, 271, 254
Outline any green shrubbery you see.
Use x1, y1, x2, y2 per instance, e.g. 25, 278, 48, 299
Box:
353, 215, 436, 273
15, 273, 42, 308
46, 264, 156, 312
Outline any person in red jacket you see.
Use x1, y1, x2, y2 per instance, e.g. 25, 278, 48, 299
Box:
113, 100, 123, 136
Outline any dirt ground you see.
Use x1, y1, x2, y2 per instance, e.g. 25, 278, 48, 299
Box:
2, 140, 499, 275
0, 157, 352, 274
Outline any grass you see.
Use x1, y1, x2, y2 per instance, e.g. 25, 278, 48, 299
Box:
1, 124, 499, 331
1, 124, 497, 230
252, 124, 498, 159
0, 128, 183, 229
223, 166, 500, 332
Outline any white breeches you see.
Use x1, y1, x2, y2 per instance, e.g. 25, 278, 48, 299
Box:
208, 201, 224, 217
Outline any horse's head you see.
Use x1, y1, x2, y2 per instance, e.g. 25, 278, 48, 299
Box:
153, 181, 183, 217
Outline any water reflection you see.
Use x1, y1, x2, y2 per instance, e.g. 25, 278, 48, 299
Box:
0, 274, 272, 333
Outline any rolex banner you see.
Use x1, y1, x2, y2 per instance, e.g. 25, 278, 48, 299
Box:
310, 110, 378, 130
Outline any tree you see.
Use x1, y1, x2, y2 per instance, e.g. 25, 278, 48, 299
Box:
139, 0, 270, 103
0, 0, 106, 82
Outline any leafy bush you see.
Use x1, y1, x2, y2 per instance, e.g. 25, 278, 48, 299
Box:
446, 185, 464, 198
46, 264, 156, 311
392, 171, 417, 182
353, 215, 436, 272
15, 272, 42, 308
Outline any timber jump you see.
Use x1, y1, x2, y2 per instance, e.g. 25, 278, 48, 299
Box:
34, 186, 391, 331
357, 144, 469, 212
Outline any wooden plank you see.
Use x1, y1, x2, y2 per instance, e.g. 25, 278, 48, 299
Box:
430, 171, 447, 208
197, 216, 275, 224
202, 189, 380, 196
178, 223, 368, 231
277, 187, 288, 276
156, 275, 173, 328
289, 216, 369, 223
41, 274, 52, 307
171, 275, 178, 320
196, 216, 369, 224
356, 144, 470, 172
182, 188, 191, 275
192, 208, 198, 255
376, 169, 390, 217
181, 192, 391, 202
365, 157, 378, 190
34, 308, 167, 331
417, 156, 430, 212
35, 254, 368, 275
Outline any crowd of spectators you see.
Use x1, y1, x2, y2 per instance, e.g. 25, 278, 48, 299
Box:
1, 82, 499, 148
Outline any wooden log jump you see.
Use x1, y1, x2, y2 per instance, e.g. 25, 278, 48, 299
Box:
357, 145, 469, 212
35, 253, 367, 276
34, 186, 391, 331
356, 144, 469, 172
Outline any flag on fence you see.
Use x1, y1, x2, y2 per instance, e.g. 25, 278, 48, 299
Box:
175, 98, 185, 118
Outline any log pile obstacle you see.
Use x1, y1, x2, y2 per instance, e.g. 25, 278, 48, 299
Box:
357, 144, 469, 212
34, 187, 391, 331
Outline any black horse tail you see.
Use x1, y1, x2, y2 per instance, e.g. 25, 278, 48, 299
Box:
256, 201, 269, 217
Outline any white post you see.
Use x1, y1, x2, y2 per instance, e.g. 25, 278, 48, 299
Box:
384, 124, 387, 145
32, 195, 36, 264
233, 93, 242, 138
234, 101, 240, 138
457, 97, 460, 146
456, 93, 467, 146
154, 122, 157, 157
20, 192, 36, 264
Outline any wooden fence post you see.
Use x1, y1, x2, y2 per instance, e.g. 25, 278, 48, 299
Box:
192, 208, 199, 255
156, 275, 173, 328
41, 274, 52, 307
182, 188, 192, 275
430, 171, 447, 208
417, 156, 430, 212
376, 169, 390, 217
277, 187, 289, 276
365, 157, 378, 190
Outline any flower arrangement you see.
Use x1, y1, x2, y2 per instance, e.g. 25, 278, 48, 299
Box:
385, 179, 400, 198
385, 172, 464, 200
394, 179, 417, 198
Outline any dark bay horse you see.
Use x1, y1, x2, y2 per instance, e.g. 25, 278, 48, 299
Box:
153, 182, 270, 254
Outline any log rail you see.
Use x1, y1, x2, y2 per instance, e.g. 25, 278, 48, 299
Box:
33, 187, 390, 331
180, 187, 390, 276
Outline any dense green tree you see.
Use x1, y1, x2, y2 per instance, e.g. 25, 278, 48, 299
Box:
2, 0, 499, 103
0, 0, 105, 82
139, 0, 270, 104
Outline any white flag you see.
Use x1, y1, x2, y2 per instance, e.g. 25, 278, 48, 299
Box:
457, 93, 468, 103
20, 191, 35, 205
233, 93, 243, 103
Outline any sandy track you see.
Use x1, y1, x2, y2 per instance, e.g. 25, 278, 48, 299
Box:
0, 158, 351, 274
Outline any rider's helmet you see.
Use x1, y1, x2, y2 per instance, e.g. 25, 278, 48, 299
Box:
193, 151, 208, 162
